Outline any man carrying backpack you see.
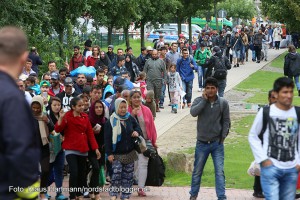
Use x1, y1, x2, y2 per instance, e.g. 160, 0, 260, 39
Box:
205, 46, 231, 97
248, 77, 300, 200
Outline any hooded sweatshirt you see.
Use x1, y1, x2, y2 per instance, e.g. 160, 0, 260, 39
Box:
56, 88, 79, 111
284, 52, 300, 77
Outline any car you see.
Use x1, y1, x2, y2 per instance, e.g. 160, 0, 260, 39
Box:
160, 23, 202, 36
146, 28, 189, 43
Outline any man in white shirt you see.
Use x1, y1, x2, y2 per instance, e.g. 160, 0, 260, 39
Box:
248, 77, 300, 200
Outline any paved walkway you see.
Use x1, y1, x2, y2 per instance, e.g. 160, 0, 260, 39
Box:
49, 49, 286, 200
155, 48, 286, 138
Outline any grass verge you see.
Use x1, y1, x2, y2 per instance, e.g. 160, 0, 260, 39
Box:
103, 39, 153, 57
164, 115, 256, 189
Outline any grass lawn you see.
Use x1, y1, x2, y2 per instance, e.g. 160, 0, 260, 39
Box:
164, 115, 256, 189
270, 49, 300, 69
103, 39, 153, 57
235, 70, 300, 105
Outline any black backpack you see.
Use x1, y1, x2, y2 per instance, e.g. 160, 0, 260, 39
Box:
258, 106, 300, 144
145, 152, 165, 186
212, 56, 227, 80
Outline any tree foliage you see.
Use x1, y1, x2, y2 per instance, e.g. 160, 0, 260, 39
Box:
262, 0, 300, 31
217, 0, 256, 20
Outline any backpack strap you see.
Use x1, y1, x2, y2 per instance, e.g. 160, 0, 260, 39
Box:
258, 106, 270, 144
295, 106, 300, 124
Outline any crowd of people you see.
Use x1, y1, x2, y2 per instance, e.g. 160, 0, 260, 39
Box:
2, 21, 300, 200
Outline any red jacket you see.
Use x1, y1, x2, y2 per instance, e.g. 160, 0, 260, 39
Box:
54, 111, 98, 152
48, 84, 64, 97
69, 54, 87, 70
86, 56, 99, 67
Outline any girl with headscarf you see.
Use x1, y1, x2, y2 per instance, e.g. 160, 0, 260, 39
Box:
88, 100, 107, 200
125, 54, 140, 82
128, 90, 157, 196
31, 96, 54, 200
104, 98, 142, 200
55, 97, 100, 200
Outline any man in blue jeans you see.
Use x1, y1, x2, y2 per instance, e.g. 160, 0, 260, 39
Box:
176, 48, 198, 108
189, 77, 230, 200
249, 77, 300, 200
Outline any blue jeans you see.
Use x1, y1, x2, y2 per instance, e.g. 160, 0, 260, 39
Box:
182, 80, 193, 104
289, 75, 300, 90
217, 79, 227, 97
260, 164, 298, 200
48, 151, 65, 194
252, 50, 256, 61
159, 82, 166, 105
197, 66, 207, 88
240, 45, 245, 61
190, 140, 226, 200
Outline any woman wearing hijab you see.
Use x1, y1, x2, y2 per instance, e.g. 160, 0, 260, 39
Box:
128, 90, 157, 196
55, 97, 100, 200
125, 54, 140, 82
104, 98, 142, 200
88, 100, 107, 200
31, 96, 54, 200
94, 51, 111, 70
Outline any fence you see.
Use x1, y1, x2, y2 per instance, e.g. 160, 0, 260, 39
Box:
76, 31, 140, 48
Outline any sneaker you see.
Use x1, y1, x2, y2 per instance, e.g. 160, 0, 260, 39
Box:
84, 192, 89, 198
137, 188, 146, 197
265, 59, 268, 61
56, 193, 68, 200
253, 192, 264, 198
173, 107, 177, 113
190, 195, 198, 200
295, 193, 300, 199
256, 61, 260, 63
233, 65, 237, 68
159, 104, 164, 109
237, 63, 239, 67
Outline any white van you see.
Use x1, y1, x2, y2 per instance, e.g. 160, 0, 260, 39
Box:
160, 23, 202, 35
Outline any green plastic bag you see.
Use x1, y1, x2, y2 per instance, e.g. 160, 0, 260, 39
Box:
99, 165, 106, 186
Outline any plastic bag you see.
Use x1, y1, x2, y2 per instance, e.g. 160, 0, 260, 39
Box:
247, 161, 260, 176
70, 65, 96, 77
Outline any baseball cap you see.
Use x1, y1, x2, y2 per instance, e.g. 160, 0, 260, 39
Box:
40, 80, 50, 87
64, 77, 74, 86
50, 72, 59, 80
114, 76, 125, 87
146, 46, 153, 51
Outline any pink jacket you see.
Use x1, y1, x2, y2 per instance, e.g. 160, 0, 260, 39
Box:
128, 105, 157, 146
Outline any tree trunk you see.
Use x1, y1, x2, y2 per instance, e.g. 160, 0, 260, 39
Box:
58, 28, 64, 59
214, 0, 219, 30
177, 12, 182, 38
124, 24, 130, 49
140, 21, 145, 48
107, 24, 113, 45
188, 16, 192, 44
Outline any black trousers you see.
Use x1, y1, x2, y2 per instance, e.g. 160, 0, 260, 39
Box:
254, 46, 262, 61
66, 154, 87, 199
275, 41, 280, 49
40, 144, 50, 194
88, 151, 100, 194
253, 176, 262, 193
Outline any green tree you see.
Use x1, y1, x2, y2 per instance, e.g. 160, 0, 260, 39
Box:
135, 0, 180, 48
217, 0, 256, 24
47, 0, 88, 57
262, 0, 300, 31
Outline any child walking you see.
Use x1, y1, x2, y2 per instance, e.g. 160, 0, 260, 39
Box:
167, 64, 182, 113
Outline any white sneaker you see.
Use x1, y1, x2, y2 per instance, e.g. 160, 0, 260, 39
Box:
198, 88, 202, 92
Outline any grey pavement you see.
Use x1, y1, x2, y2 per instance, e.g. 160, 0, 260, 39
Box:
49, 49, 286, 200
155, 48, 286, 138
